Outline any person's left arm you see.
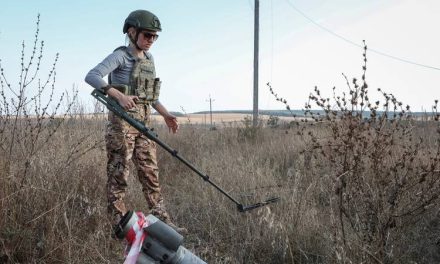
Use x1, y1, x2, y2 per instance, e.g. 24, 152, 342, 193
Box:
153, 101, 179, 133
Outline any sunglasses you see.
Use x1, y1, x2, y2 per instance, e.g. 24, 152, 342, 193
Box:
141, 31, 159, 41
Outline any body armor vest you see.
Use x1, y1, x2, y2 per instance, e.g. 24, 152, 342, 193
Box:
129, 55, 161, 103
109, 46, 161, 124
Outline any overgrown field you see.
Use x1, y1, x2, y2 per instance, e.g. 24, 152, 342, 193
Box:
1, 20, 439, 263
0, 113, 439, 263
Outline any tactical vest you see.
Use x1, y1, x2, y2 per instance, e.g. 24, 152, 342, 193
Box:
129, 56, 161, 103
109, 46, 161, 124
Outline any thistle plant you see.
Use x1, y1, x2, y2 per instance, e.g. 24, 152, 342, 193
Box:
270, 41, 440, 263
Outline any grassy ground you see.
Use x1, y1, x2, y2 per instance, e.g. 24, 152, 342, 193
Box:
0, 114, 439, 263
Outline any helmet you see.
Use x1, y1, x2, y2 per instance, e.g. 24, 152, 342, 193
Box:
123, 10, 162, 33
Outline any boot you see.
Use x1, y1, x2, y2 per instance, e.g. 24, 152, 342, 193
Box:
150, 208, 188, 234
162, 219, 188, 235
110, 212, 124, 239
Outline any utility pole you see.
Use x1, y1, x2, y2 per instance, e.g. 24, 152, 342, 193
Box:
206, 95, 215, 129
253, 0, 259, 127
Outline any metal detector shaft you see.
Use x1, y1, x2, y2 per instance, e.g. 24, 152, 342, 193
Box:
91, 89, 279, 212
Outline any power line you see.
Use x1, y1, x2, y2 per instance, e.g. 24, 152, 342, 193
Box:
285, 0, 440, 71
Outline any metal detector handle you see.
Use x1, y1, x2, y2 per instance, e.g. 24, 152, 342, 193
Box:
91, 89, 159, 140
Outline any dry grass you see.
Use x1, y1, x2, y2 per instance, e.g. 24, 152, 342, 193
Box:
0, 116, 439, 263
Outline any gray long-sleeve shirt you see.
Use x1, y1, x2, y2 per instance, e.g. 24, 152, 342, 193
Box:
84, 47, 154, 89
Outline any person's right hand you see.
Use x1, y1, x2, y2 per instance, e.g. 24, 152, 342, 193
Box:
117, 94, 138, 110
107, 87, 138, 110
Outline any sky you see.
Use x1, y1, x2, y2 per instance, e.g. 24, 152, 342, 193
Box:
0, 0, 439, 113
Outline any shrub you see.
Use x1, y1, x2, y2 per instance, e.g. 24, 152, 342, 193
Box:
270, 41, 440, 263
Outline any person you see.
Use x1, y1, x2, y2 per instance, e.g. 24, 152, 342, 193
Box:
85, 9, 186, 234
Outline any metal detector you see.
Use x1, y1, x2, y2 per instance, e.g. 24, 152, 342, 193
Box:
92, 89, 280, 212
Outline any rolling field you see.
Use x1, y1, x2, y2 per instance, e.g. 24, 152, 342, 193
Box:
152, 113, 297, 127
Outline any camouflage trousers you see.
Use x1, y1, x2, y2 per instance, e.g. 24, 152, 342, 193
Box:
105, 105, 170, 224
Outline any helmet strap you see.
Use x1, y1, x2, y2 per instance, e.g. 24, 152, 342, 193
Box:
134, 28, 142, 50
128, 28, 143, 51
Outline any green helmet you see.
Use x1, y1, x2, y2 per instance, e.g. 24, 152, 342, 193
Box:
123, 10, 162, 33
